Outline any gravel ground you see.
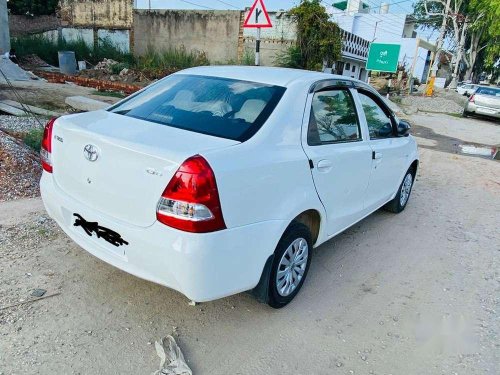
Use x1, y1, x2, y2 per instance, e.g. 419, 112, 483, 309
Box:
401, 95, 465, 115
0, 113, 498, 374
0, 131, 41, 201
0, 115, 43, 134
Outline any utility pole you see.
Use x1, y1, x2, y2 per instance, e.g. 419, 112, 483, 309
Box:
429, 0, 451, 80
372, 21, 381, 42
0, 0, 10, 54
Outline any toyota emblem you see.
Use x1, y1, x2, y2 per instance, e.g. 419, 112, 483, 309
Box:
83, 144, 99, 162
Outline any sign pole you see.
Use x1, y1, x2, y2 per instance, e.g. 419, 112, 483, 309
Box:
255, 27, 261, 66
254, 7, 262, 66
244, 0, 272, 65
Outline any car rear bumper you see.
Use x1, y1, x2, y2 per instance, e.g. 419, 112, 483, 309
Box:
41, 173, 285, 302
465, 102, 500, 118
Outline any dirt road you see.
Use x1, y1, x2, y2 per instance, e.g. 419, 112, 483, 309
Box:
1, 113, 499, 375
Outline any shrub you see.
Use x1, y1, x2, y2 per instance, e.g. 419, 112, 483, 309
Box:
135, 46, 210, 79
276, 0, 342, 71
23, 128, 44, 152
11, 35, 134, 67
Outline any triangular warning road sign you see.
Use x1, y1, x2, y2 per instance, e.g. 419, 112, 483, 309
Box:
243, 0, 273, 28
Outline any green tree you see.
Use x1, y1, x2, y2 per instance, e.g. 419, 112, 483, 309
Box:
276, 0, 342, 71
413, 0, 499, 81
8, 0, 58, 16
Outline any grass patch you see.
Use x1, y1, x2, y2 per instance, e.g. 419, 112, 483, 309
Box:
134, 46, 209, 79
91, 90, 126, 99
23, 128, 44, 152
12, 35, 134, 67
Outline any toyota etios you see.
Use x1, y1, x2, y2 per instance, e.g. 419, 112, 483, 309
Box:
40, 66, 418, 308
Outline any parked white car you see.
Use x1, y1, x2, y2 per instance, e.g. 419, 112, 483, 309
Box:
463, 86, 500, 119
40, 67, 419, 308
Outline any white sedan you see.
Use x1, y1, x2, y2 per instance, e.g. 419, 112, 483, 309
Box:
40, 66, 419, 308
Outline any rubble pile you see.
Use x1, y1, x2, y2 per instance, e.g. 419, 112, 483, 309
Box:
94, 58, 120, 73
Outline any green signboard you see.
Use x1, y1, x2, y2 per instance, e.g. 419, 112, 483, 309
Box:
366, 43, 401, 73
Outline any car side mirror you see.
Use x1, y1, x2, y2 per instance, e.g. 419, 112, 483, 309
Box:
397, 120, 411, 137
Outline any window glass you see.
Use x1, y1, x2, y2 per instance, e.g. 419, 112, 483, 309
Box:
109, 74, 286, 142
352, 65, 356, 72
476, 86, 500, 96
345, 63, 351, 70
308, 90, 361, 145
358, 92, 394, 139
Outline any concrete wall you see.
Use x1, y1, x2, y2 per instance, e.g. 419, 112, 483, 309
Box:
59, 0, 133, 29
242, 11, 296, 66
8, 14, 60, 37
57, 1, 133, 53
0, 0, 10, 54
133, 10, 242, 62
98, 29, 130, 52
61, 28, 94, 47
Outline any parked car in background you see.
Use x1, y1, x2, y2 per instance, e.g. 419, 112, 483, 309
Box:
40, 67, 419, 308
456, 83, 478, 96
463, 86, 500, 120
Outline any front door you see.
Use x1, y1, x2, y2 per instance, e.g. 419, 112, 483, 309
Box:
356, 90, 411, 211
302, 87, 373, 237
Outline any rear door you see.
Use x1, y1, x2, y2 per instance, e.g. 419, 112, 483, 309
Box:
302, 84, 372, 236
355, 89, 411, 211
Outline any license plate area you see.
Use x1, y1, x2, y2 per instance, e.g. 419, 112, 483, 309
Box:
73, 213, 129, 248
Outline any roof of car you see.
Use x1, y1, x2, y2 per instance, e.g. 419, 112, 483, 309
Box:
177, 66, 362, 88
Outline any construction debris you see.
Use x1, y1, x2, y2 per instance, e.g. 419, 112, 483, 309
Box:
0, 100, 61, 117
94, 58, 120, 72
36, 71, 141, 95
0, 58, 37, 82
0, 101, 26, 116
65, 96, 109, 112
153, 336, 193, 375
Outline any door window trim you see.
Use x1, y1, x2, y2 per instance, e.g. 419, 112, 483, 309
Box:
356, 89, 397, 139
307, 87, 363, 146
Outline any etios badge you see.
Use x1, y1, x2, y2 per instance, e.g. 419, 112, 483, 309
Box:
83, 144, 99, 162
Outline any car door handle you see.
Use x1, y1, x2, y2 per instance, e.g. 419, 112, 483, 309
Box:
317, 159, 333, 171
372, 152, 383, 160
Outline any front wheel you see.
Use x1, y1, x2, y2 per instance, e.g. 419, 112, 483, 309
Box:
267, 222, 312, 308
384, 170, 414, 213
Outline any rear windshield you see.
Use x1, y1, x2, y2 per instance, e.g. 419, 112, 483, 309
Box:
109, 74, 286, 142
476, 87, 500, 96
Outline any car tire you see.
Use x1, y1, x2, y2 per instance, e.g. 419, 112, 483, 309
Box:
384, 168, 415, 214
462, 110, 470, 118
267, 222, 312, 309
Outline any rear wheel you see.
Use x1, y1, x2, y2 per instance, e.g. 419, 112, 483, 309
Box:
384, 169, 415, 213
268, 222, 312, 308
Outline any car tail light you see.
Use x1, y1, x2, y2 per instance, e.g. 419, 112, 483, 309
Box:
469, 94, 475, 103
40, 118, 57, 173
156, 155, 226, 233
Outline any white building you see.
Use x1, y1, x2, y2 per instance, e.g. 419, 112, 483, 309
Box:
330, 0, 435, 83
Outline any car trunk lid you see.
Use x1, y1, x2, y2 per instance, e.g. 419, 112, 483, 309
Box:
474, 93, 500, 110
51, 111, 239, 227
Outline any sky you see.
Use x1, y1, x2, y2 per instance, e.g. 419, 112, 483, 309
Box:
135, 0, 414, 13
